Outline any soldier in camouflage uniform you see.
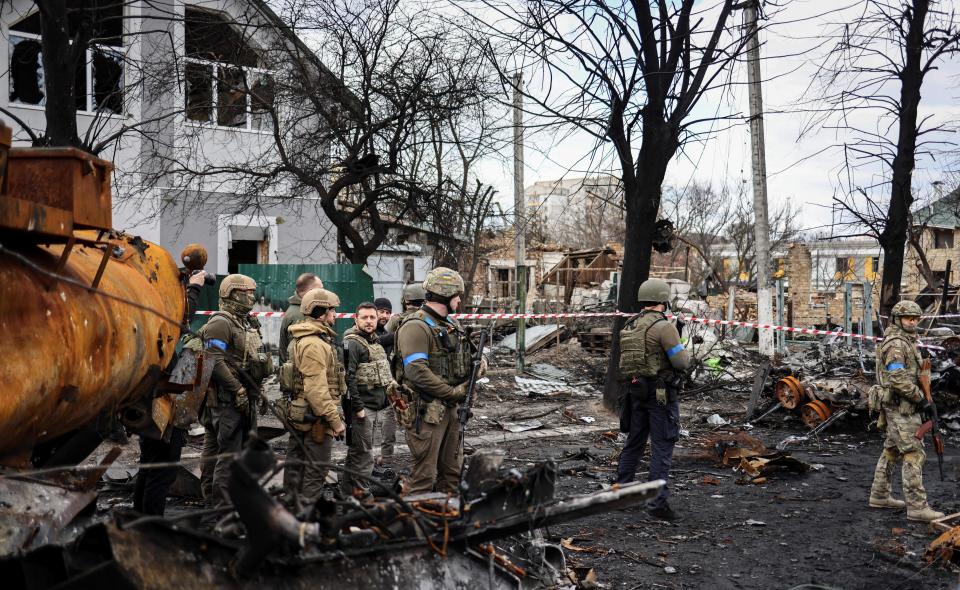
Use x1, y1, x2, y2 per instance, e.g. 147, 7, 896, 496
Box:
281, 288, 347, 503
379, 283, 426, 465
198, 274, 272, 507
616, 278, 690, 521
869, 300, 944, 522
395, 268, 475, 494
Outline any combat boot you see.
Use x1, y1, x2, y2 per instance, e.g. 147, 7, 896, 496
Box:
869, 495, 906, 509
907, 506, 945, 522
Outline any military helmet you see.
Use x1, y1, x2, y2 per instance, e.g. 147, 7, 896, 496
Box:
402, 283, 427, 303
219, 274, 257, 298
423, 267, 464, 297
301, 288, 341, 316
637, 278, 671, 305
891, 300, 922, 318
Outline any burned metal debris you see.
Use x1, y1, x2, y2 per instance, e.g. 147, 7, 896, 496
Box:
1, 439, 662, 589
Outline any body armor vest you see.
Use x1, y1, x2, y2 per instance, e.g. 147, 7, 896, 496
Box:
208, 311, 272, 380
284, 331, 346, 398
345, 333, 392, 388
399, 310, 472, 386
875, 331, 921, 412
618, 312, 669, 379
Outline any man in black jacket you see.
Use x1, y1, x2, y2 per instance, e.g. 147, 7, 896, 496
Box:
340, 302, 393, 496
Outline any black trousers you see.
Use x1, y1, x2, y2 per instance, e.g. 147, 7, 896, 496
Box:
134, 428, 186, 515
616, 381, 680, 509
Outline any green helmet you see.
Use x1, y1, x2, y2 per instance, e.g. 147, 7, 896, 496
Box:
402, 283, 427, 303
219, 274, 256, 299
891, 300, 922, 318
302, 288, 341, 316
423, 267, 464, 297
637, 278, 671, 305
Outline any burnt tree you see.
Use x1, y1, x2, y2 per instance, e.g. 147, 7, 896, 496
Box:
802, 0, 960, 313
472, 0, 757, 406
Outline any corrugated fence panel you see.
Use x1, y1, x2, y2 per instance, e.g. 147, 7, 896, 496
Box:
189, 265, 374, 349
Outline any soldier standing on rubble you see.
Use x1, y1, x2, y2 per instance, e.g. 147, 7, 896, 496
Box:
395, 268, 476, 494
616, 278, 690, 521
199, 274, 272, 507
280, 288, 347, 502
868, 300, 944, 522
340, 302, 393, 496
379, 284, 427, 466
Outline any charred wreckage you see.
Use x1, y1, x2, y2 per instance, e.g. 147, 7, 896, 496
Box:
0, 123, 663, 589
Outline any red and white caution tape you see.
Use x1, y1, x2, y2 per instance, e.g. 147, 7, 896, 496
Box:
194, 309, 944, 349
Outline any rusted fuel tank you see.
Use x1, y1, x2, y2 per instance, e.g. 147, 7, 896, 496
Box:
0, 121, 190, 461
0, 233, 185, 458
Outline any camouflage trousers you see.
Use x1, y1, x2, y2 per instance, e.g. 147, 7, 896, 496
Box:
870, 408, 928, 510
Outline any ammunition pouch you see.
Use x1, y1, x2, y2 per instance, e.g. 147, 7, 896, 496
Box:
422, 398, 446, 425
285, 397, 313, 432
394, 384, 417, 427
355, 358, 393, 388
279, 360, 296, 392
867, 384, 892, 414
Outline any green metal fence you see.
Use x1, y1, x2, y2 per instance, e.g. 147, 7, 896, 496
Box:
189, 265, 374, 337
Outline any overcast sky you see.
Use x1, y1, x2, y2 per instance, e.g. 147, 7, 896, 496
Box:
475, 0, 960, 234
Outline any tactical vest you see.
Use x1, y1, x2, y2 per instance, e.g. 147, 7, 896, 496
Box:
344, 333, 392, 388
298, 332, 345, 396
398, 310, 472, 386
875, 332, 921, 410
205, 311, 273, 381
618, 312, 669, 379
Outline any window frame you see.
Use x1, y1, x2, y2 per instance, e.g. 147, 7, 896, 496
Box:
7, 29, 126, 116
183, 55, 275, 134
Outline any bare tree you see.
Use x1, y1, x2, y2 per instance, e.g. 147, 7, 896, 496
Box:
1, 0, 190, 152
553, 177, 626, 250
723, 185, 800, 285
660, 182, 734, 291
148, 0, 501, 264
468, 0, 759, 405
802, 0, 960, 313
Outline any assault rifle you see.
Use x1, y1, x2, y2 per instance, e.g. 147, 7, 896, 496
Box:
915, 358, 944, 481
457, 331, 488, 449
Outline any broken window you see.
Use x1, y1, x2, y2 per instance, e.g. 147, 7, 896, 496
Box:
933, 228, 954, 249
184, 7, 273, 130
8, 2, 124, 113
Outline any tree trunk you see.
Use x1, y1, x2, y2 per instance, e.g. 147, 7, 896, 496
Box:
877, 0, 928, 314
601, 176, 661, 409
39, 0, 82, 148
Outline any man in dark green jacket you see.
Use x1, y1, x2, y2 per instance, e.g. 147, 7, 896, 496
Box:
280, 273, 323, 365
340, 302, 393, 495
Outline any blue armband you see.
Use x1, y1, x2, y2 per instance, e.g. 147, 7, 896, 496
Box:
206, 338, 227, 351
403, 352, 428, 366
666, 343, 684, 358
886, 362, 904, 371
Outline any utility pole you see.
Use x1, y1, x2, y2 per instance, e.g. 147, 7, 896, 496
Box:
745, 1, 774, 357
513, 73, 527, 372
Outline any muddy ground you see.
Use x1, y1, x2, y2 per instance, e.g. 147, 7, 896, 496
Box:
96, 339, 960, 589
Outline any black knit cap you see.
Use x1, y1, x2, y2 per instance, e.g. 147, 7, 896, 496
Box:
374, 297, 393, 312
